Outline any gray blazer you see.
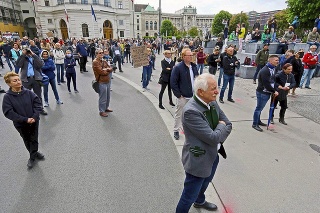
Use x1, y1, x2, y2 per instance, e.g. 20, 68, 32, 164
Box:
16, 54, 44, 82
181, 97, 232, 178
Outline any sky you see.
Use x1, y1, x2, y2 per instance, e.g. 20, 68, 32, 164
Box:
134, 0, 287, 14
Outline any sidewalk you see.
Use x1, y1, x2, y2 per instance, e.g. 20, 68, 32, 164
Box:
107, 57, 320, 213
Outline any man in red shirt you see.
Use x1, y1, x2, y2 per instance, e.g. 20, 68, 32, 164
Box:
196, 47, 207, 74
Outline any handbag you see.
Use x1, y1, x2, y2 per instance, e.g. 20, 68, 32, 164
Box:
92, 75, 101, 93
38, 73, 49, 86
158, 76, 164, 84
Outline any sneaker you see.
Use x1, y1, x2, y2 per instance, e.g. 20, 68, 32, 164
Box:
56, 100, 63, 104
44, 102, 49, 107
253, 80, 256, 84
68, 90, 71, 94
27, 159, 35, 169
142, 88, 146, 92
75, 90, 79, 93
40, 110, 48, 115
305, 86, 311, 89
219, 99, 224, 104
58, 82, 61, 85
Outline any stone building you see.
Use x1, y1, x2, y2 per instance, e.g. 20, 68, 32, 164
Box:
247, 10, 282, 31
0, 0, 24, 38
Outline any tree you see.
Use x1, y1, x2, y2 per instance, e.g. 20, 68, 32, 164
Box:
211, 10, 232, 36
229, 13, 249, 34
160, 20, 174, 36
274, 9, 290, 36
188, 27, 199, 37
287, 0, 320, 29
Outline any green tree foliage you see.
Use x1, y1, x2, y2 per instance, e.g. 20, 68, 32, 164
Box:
160, 20, 174, 36
229, 13, 249, 33
287, 0, 320, 29
273, 9, 290, 35
211, 10, 232, 35
188, 27, 199, 37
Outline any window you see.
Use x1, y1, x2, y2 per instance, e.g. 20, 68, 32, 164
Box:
45, 1, 50, 6
119, 31, 124, 37
150, 21, 153, 30
154, 21, 157, 30
92, 0, 99, 5
57, 0, 65, 5
104, 0, 111, 7
69, 0, 77, 4
119, 20, 123, 25
81, 0, 88, 4
118, 1, 123, 9
137, 19, 139, 24
145, 21, 148, 30
82, 23, 89, 37
22, 10, 29, 13
137, 25, 139, 30
48, 19, 53, 24
136, 15, 139, 17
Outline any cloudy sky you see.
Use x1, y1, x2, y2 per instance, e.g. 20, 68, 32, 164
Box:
134, 0, 287, 14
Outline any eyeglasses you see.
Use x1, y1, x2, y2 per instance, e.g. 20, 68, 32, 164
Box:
98, 52, 104, 54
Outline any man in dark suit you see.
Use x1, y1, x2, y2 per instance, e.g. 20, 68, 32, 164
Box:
171, 48, 199, 140
176, 73, 232, 212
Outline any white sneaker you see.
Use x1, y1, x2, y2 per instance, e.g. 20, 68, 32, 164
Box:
56, 100, 63, 104
44, 102, 49, 107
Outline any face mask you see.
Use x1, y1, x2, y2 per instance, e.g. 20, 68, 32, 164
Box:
66, 54, 72, 57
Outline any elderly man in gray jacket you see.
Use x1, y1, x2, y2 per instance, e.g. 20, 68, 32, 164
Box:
16, 48, 47, 115
176, 73, 232, 213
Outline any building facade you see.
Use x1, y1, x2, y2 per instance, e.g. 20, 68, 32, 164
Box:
21, 0, 134, 40
0, 0, 24, 38
134, 4, 214, 38
247, 10, 282, 31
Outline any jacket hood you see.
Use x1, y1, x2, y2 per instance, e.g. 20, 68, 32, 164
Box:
40, 50, 49, 59
6, 86, 28, 96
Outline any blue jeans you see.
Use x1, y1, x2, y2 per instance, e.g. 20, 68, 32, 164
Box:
176, 155, 219, 213
197, 63, 204, 74
218, 67, 224, 87
4, 56, 13, 70
14, 64, 20, 74
142, 66, 152, 88
98, 82, 111, 112
253, 64, 265, 81
56, 64, 64, 83
300, 68, 315, 88
253, 91, 271, 126
43, 78, 60, 103
219, 74, 235, 100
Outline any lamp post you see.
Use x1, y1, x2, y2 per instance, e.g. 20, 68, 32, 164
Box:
159, 0, 161, 38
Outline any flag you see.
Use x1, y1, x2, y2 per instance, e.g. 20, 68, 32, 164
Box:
64, 5, 69, 22
91, 5, 97, 22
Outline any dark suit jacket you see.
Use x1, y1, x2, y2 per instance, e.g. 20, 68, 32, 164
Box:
181, 97, 232, 178
160, 59, 175, 83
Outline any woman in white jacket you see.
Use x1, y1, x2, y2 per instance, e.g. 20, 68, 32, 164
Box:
52, 43, 65, 85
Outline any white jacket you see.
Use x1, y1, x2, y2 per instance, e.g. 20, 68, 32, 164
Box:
53, 49, 65, 64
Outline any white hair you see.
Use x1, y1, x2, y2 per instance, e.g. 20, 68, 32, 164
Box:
194, 73, 215, 93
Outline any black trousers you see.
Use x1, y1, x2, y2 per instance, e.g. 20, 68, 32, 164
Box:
79, 56, 87, 72
15, 121, 39, 160
272, 97, 288, 118
22, 77, 43, 107
66, 72, 77, 91
159, 82, 173, 104
113, 55, 122, 71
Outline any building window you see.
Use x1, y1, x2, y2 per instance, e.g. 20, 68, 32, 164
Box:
150, 21, 153, 30
57, 0, 65, 5
154, 21, 157, 30
69, 0, 77, 4
48, 19, 53, 24
118, 1, 123, 9
20, 0, 27, 1
81, 0, 88, 4
136, 15, 139, 17
120, 31, 124, 37
45, 1, 50, 6
137, 25, 139, 30
104, 0, 111, 7
146, 21, 148, 30
119, 20, 123, 25
22, 10, 29, 13
137, 19, 139, 24
82, 23, 89, 37
92, 0, 99, 5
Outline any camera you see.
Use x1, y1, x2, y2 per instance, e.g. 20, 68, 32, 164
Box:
25, 49, 31, 54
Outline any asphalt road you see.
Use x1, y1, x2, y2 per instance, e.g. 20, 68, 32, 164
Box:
0, 66, 184, 212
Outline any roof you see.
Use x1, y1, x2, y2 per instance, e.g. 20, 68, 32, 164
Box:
144, 5, 157, 12
134, 4, 148, 12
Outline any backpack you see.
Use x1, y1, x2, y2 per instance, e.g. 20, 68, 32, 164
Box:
244, 57, 251, 65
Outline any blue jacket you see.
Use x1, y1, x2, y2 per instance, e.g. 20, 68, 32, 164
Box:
170, 61, 198, 98
42, 58, 56, 80
64, 56, 76, 73
30, 45, 41, 56
76, 43, 88, 57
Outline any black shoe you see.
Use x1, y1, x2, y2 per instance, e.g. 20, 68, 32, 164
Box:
253, 80, 256, 84
279, 118, 287, 125
40, 110, 48, 115
227, 98, 235, 103
270, 119, 274, 124
174, 132, 179, 140
219, 99, 224, 104
83, 70, 88, 72
193, 201, 218, 211
159, 104, 165, 109
36, 152, 45, 160
305, 86, 311, 89
252, 125, 263, 132
169, 102, 175, 107
258, 121, 267, 126
119, 70, 124, 73
27, 159, 35, 169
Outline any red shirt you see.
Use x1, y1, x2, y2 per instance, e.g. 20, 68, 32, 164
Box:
197, 52, 206, 64
302, 52, 318, 69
